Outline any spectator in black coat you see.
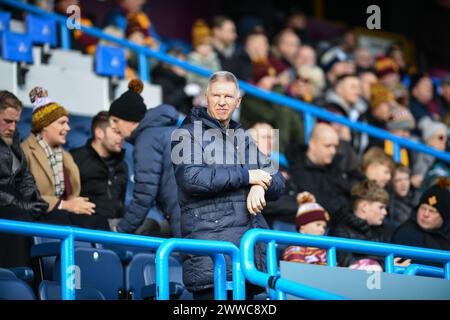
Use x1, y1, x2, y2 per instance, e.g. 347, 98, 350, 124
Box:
109, 80, 181, 237
329, 180, 411, 270
388, 164, 421, 227
286, 123, 352, 227
70, 111, 128, 229
391, 178, 450, 257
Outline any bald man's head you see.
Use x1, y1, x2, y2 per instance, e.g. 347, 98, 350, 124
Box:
307, 123, 339, 166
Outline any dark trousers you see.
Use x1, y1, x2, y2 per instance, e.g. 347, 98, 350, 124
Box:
0, 206, 109, 268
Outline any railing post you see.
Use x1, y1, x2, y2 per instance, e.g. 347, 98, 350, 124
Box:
156, 245, 170, 300
393, 141, 401, 163
327, 247, 337, 267
385, 254, 395, 273
138, 52, 149, 82
445, 262, 450, 280
213, 254, 227, 300
60, 22, 70, 50
61, 233, 75, 300
267, 240, 283, 300
231, 254, 246, 300
304, 112, 315, 144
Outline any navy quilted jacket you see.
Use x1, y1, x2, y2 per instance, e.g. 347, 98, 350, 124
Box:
117, 105, 181, 237
173, 107, 285, 292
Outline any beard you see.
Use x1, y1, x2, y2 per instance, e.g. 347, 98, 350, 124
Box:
1, 135, 13, 146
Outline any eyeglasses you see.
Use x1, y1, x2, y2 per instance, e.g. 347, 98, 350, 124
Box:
435, 134, 447, 141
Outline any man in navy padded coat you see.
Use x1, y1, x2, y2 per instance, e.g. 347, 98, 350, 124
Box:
109, 79, 181, 237
172, 71, 285, 299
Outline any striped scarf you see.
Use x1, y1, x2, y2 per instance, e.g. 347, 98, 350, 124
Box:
36, 134, 65, 197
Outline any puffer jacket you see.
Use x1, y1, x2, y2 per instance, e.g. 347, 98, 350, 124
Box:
328, 213, 390, 268
0, 130, 44, 214
173, 107, 285, 292
117, 105, 181, 237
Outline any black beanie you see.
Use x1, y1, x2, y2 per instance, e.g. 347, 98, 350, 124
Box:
109, 79, 147, 122
419, 177, 450, 219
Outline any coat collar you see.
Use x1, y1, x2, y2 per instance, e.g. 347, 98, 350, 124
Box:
25, 134, 58, 183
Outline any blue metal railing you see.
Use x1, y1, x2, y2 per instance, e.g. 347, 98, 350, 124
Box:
0, 218, 166, 300
0, 218, 245, 300
240, 229, 450, 300
2, 0, 450, 164
156, 238, 245, 300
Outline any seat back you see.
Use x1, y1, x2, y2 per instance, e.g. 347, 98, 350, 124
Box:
39, 280, 106, 300
0, 278, 36, 300
26, 14, 57, 46
125, 252, 187, 300
1, 31, 33, 63
95, 44, 126, 78
53, 247, 124, 300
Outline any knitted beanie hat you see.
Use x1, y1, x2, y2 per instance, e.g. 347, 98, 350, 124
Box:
370, 82, 395, 110
29, 87, 69, 133
374, 57, 398, 78
418, 177, 450, 220
421, 119, 447, 142
109, 79, 147, 122
387, 106, 416, 131
295, 194, 330, 230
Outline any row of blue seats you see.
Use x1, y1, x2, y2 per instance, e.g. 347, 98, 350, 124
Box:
1, 239, 191, 300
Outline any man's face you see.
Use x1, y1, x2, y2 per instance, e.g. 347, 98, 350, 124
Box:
359, 72, 377, 100
100, 126, 124, 154
0, 107, 21, 145
309, 131, 339, 166
277, 31, 301, 63
417, 204, 444, 230
249, 123, 273, 156
214, 20, 237, 47
413, 77, 433, 104
295, 46, 316, 67
206, 80, 241, 126
354, 48, 373, 69
392, 171, 410, 197
337, 77, 361, 105
109, 115, 136, 139
362, 201, 387, 226
366, 162, 392, 188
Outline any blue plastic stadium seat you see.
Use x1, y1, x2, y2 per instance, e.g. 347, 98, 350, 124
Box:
0, 11, 11, 34
125, 252, 189, 300
31, 237, 94, 281
66, 130, 89, 149
52, 247, 124, 300
1, 31, 33, 63
26, 14, 57, 46
95, 44, 126, 78
39, 280, 106, 300
0, 268, 36, 300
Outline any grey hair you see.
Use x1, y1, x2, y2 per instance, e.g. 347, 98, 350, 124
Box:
206, 71, 240, 96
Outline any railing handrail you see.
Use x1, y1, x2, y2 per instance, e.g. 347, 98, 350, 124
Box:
0, 218, 164, 300
155, 238, 245, 300
2, 0, 450, 164
240, 229, 450, 300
